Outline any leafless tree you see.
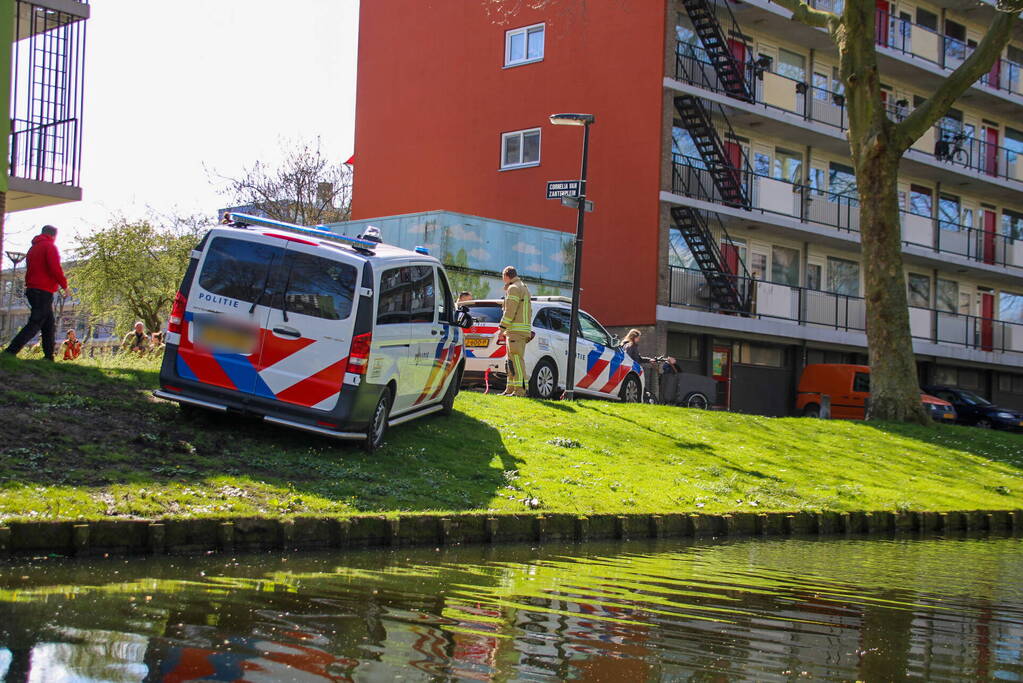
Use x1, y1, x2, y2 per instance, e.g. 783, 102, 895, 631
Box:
212, 138, 353, 226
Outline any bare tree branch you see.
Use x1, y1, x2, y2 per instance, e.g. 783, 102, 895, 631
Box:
765, 0, 837, 30
893, 9, 1020, 151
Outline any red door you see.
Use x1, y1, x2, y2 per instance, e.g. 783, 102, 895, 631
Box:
988, 58, 1002, 89
721, 241, 740, 274
711, 345, 732, 409
875, 0, 890, 46
983, 209, 997, 264
720, 140, 744, 191
728, 39, 746, 66
981, 292, 994, 351
985, 126, 999, 176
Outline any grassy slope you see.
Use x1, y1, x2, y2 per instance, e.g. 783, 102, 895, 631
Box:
0, 353, 1021, 521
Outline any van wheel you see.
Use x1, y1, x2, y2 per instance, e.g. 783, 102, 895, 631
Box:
441, 367, 461, 416
803, 403, 821, 418
683, 392, 710, 409
529, 359, 558, 400
619, 374, 642, 403
364, 388, 391, 453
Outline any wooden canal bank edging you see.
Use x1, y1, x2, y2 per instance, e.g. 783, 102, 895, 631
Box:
0, 509, 1021, 559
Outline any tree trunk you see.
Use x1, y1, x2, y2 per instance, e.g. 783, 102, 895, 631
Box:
856, 147, 930, 424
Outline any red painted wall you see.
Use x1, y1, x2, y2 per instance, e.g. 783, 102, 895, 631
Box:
352, 1, 666, 327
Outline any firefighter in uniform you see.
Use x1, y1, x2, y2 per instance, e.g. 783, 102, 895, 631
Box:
498, 266, 532, 397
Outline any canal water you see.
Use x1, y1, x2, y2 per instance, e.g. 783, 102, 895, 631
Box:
0, 534, 1021, 681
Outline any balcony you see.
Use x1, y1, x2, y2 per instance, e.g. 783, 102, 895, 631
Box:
673, 47, 1023, 195
670, 154, 1023, 273
6, 0, 88, 212
668, 266, 1023, 361
727, 0, 1023, 118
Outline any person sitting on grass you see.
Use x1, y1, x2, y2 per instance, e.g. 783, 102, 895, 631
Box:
61, 329, 82, 361
121, 321, 150, 355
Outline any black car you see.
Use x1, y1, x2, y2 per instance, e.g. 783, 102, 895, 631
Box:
922, 385, 1023, 431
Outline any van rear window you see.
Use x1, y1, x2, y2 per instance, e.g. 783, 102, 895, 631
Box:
199, 236, 357, 320
199, 237, 283, 305
467, 304, 503, 323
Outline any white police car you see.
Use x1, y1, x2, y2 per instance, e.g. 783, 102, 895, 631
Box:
154, 213, 471, 451
461, 297, 644, 401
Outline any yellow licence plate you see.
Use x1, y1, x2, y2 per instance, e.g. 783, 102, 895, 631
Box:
943, 413, 954, 420
465, 337, 490, 348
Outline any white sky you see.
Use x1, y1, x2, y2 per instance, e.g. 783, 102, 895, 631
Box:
4, 0, 360, 257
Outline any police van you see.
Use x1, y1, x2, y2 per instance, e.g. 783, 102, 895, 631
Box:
155, 213, 472, 451
460, 297, 645, 402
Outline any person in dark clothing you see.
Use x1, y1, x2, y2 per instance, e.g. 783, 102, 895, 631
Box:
4, 225, 68, 361
621, 328, 675, 366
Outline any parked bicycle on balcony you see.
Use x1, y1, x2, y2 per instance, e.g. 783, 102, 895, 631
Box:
935, 129, 970, 165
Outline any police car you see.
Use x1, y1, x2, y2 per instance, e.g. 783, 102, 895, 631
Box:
154, 213, 472, 451
461, 297, 644, 402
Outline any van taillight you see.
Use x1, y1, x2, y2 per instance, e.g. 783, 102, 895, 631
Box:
346, 332, 372, 375
168, 291, 187, 334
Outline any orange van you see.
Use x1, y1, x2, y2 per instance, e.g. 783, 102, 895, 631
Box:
795, 364, 956, 422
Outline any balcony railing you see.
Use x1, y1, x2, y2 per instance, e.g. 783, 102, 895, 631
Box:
671, 154, 1023, 269
675, 44, 1023, 186
871, 9, 1023, 96
9, 118, 79, 186
669, 266, 1023, 356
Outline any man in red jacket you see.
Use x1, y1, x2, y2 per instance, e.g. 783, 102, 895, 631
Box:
4, 225, 68, 361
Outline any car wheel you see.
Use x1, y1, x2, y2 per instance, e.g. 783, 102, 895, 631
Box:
440, 367, 461, 416
529, 359, 558, 400
802, 403, 821, 418
976, 418, 993, 429
683, 391, 710, 409
364, 387, 392, 453
619, 374, 642, 403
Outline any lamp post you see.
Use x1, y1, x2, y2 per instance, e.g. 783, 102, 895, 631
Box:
549, 112, 594, 400
3, 251, 26, 341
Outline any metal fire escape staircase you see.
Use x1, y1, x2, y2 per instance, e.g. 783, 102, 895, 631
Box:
671, 94, 756, 312
673, 94, 751, 209
670, 206, 753, 313
680, 0, 753, 101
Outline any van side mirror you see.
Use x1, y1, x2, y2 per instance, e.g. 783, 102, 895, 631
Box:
456, 306, 474, 330
611, 334, 620, 347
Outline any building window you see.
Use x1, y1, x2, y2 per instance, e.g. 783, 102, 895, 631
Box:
936, 279, 958, 313
501, 128, 541, 169
1003, 209, 1023, 241
505, 23, 545, 66
828, 162, 858, 202
771, 246, 800, 287
827, 256, 859, 296
1000, 291, 1023, 323
732, 341, 784, 367
910, 185, 932, 217
668, 332, 701, 361
806, 263, 822, 290
907, 273, 930, 308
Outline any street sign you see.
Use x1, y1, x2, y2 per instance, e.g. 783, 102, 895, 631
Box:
561, 196, 594, 212
546, 180, 582, 199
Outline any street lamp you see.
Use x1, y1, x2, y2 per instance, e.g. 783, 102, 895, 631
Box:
3, 251, 26, 342
549, 112, 594, 400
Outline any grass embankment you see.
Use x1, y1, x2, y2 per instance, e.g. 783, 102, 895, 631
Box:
0, 353, 1021, 522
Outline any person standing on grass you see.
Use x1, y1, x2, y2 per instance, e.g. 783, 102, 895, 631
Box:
622, 329, 674, 402
4, 225, 68, 361
497, 266, 531, 397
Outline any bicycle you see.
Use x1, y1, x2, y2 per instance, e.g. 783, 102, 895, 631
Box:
935, 130, 970, 165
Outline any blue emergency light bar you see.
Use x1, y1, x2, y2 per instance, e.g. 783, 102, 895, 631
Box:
226, 212, 379, 252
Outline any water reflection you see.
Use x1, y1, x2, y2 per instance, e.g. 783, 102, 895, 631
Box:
0, 535, 1021, 681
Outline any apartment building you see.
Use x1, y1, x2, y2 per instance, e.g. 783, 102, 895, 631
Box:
351, 0, 1023, 416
